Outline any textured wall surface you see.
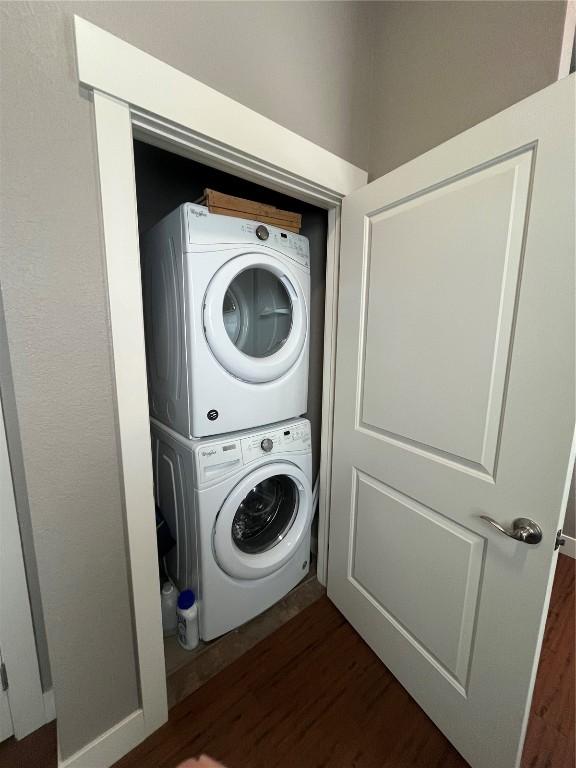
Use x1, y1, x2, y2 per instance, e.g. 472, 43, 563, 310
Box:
0, 4, 140, 757
368, 1, 567, 178
79, 0, 374, 170
0, 1, 372, 758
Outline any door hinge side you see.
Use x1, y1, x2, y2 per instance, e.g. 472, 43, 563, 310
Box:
0, 662, 8, 692
555, 529, 566, 550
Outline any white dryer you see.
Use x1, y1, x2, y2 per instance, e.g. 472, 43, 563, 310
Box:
151, 417, 313, 641
141, 204, 310, 438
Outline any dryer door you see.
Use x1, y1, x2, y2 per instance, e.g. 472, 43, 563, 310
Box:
203, 253, 307, 383
213, 462, 313, 580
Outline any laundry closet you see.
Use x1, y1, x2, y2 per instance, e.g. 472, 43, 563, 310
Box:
133, 139, 329, 704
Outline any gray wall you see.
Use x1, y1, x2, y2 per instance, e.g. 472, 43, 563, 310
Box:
368, 1, 567, 178
0, 1, 372, 759
0, 5, 140, 757
89, 0, 373, 170
0, 0, 570, 760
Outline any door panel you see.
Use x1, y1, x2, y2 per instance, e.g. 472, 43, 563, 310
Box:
328, 75, 575, 768
350, 470, 484, 689
360, 150, 532, 473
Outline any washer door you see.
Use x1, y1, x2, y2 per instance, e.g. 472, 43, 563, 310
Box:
213, 462, 313, 580
203, 253, 307, 383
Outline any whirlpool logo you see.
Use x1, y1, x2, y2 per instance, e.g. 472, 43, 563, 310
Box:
201, 449, 217, 457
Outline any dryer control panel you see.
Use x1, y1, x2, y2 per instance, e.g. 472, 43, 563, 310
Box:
240, 421, 311, 465
184, 204, 310, 269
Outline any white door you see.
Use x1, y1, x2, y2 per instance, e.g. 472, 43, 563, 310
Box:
327, 74, 575, 768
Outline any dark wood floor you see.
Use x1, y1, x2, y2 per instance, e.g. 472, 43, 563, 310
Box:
1, 556, 573, 768
115, 594, 467, 768
521, 553, 575, 768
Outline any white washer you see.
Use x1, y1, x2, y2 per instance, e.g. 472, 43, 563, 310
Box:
141, 203, 310, 438
151, 417, 313, 641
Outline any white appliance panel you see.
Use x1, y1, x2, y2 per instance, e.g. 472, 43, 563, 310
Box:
142, 205, 311, 438
151, 418, 313, 640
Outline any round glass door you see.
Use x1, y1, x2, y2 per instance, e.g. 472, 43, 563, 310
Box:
232, 474, 298, 554
223, 268, 293, 358
212, 462, 313, 580
203, 254, 307, 384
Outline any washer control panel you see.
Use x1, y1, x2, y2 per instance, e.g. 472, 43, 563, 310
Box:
196, 440, 243, 484
241, 421, 311, 464
195, 421, 311, 481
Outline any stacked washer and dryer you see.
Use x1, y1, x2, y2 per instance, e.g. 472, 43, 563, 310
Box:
142, 203, 314, 641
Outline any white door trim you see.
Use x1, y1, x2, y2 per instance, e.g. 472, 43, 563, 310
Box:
561, 536, 576, 559
0, 396, 46, 740
92, 90, 169, 747
75, 15, 367, 767
58, 710, 146, 768
558, 0, 576, 79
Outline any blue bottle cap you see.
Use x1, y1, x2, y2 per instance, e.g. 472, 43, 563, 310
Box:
178, 589, 195, 610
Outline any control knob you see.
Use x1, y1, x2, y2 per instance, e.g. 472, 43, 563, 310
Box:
261, 438, 273, 452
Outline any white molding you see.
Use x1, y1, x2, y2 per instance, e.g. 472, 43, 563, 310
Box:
43, 688, 56, 724
558, 0, 576, 79
561, 535, 576, 559
59, 710, 145, 768
130, 109, 342, 208
0, 400, 46, 739
74, 16, 367, 198
317, 207, 341, 585
92, 91, 167, 738
74, 14, 368, 765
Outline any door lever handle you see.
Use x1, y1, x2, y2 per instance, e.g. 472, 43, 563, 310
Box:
480, 516, 543, 545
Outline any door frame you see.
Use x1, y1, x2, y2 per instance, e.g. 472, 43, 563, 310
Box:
73, 15, 367, 768
558, 0, 576, 78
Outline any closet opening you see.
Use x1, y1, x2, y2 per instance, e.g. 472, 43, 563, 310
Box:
132, 139, 329, 708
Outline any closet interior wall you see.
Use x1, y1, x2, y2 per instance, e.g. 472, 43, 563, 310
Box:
132, 139, 328, 486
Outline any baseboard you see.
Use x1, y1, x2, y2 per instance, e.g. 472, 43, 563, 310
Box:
43, 688, 56, 723
561, 534, 575, 559
58, 709, 145, 768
